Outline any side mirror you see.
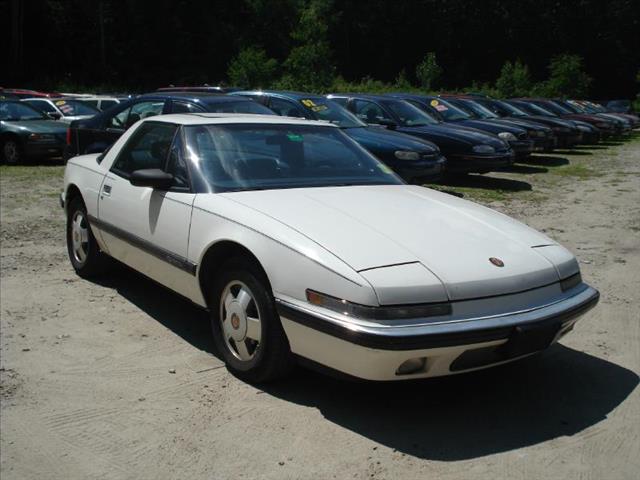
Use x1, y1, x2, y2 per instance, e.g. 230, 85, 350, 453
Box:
47, 111, 62, 120
129, 169, 173, 189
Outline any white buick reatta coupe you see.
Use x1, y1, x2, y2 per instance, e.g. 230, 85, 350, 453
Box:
62, 114, 599, 382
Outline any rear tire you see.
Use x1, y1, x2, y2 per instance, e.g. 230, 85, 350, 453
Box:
66, 197, 111, 278
209, 257, 293, 383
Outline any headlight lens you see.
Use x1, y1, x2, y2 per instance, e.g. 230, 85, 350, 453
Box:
28, 133, 56, 142
306, 289, 451, 320
472, 144, 495, 154
394, 150, 421, 160
498, 132, 517, 142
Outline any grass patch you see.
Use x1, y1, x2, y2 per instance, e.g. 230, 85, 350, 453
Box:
0, 165, 65, 181
548, 164, 600, 179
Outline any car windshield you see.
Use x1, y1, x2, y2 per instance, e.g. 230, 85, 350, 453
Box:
381, 100, 438, 126
426, 99, 470, 121
0, 101, 46, 120
494, 100, 528, 116
204, 99, 275, 114
298, 97, 364, 128
459, 100, 500, 118
185, 123, 402, 192
53, 99, 100, 116
517, 102, 556, 117
544, 101, 573, 115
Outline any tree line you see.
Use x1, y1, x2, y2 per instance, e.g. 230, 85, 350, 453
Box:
2, 0, 639, 99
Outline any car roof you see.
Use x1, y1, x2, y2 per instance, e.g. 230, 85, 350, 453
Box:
145, 113, 339, 127
138, 92, 256, 103
234, 90, 327, 100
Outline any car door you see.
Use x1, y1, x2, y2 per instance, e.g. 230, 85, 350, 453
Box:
97, 121, 197, 298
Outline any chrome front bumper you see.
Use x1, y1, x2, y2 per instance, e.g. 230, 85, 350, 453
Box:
276, 283, 599, 380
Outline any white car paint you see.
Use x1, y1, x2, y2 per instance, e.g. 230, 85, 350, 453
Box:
63, 113, 599, 381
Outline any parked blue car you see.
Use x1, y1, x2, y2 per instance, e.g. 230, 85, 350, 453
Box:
231, 90, 446, 182
327, 93, 514, 174
387, 93, 534, 157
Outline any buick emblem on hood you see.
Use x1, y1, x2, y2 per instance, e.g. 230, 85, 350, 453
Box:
489, 257, 505, 267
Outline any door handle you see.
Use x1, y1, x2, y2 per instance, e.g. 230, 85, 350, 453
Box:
102, 184, 112, 196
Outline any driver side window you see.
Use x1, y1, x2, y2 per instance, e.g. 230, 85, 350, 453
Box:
111, 122, 178, 178
353, 100, 392, 124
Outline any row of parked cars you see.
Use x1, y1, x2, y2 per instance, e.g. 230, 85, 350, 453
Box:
1, 86, 638, 182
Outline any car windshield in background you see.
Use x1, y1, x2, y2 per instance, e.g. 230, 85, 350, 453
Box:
492, 100, 527, 116
426, 99, 470, 121
517, 102, 556, 116
381, 100, 438, 126
54, 99, 99, 116
543, 102, 573, 115
298, 98, 364, 128
458, 100, 500, 119
0, 102, 46, 120
204, 100, 275, 115
184, 123, 401, 192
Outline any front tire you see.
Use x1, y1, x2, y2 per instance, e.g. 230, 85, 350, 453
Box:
1, 138, 22, 165
210, 257, 293, 383
66, 197, 110, 278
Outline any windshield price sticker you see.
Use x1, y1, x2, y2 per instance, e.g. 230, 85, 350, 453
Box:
430, 100, 439, 107
435, 105, 448, 111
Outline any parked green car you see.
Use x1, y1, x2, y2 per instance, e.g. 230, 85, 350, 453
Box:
1, 101, 67, 164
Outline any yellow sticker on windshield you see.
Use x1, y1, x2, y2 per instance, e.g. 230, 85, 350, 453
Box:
430, 100, 439, 107
55, 100, 66, 106
378, 164, 393, 174
301, 99, 316, 108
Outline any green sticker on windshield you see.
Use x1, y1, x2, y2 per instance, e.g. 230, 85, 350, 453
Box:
287, 133, 303, 142
378, 163, 393, 174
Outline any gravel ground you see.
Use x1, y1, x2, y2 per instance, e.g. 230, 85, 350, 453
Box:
1, 134, 639, 480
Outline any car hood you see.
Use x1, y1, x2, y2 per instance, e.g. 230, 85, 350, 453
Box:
1, 119, 68, 134
221, 185, 573, 301
452, 119, 525, 135
399, 124, 508, 150
525, 115, 577, 129
345, 126, 439, 153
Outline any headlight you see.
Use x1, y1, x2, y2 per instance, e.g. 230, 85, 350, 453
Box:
28, 133, 56, 142
472, 144, 495, 154
394, 150, 421, 161
306, 289, 451, 320
498, 132, 517, 142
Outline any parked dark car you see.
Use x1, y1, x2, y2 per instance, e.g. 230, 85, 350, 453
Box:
388, 93, 534, 157
515, 98, 609, 142
232, 90, 446, 181
606, 99, 634, 114
327, 93, 514, 174
502, 100, 584, 148
65, 93, 275, 159
1, 100, 67, 164
569, 100, 637, 131
442, 96, 555, 152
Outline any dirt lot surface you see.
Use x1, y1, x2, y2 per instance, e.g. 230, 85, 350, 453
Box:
1, 134, 639, 479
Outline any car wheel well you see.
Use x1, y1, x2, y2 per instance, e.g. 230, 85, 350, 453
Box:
198, 241, 271, 308
65, 184, 84, 210
1, 132, 21, 145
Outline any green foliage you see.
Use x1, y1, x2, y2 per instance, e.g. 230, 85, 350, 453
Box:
281, 0, 335, 92
540, 54, 593, 98
393, 69, 413, 90
227, 46, 278, 88
495, 60, 533, 97
415, 52, 442, 90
